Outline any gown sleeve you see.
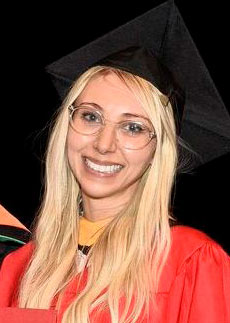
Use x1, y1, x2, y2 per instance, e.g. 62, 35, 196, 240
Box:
178, 241, 230, 323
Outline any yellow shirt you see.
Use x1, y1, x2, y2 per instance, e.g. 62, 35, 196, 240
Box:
78, 216, 112, 246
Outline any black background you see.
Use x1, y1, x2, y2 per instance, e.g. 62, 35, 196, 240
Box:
1, 1, 229, 253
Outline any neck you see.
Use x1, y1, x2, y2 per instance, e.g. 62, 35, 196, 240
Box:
80, 189, 136, 222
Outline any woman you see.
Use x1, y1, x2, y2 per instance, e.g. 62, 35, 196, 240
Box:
1, 2, 230, 322
0, 63, 229, 322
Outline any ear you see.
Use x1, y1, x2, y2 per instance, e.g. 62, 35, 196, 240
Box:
150, 149, 156, 165
149, 157, 154, 165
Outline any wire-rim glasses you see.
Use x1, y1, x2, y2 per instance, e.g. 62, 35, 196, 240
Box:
68, 104, 157, 150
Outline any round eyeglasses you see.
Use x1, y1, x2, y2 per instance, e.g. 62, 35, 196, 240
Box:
68, 104, 157, 150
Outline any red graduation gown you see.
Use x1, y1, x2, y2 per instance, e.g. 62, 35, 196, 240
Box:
0, 225, 229, 323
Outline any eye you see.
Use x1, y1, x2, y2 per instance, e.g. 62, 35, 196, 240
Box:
122, 122, 146, 135
80, 110, 101, 123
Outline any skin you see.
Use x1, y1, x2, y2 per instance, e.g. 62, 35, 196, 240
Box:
66, 72, 157, 222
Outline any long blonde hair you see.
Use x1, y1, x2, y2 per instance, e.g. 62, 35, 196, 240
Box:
17, 66, 197, 322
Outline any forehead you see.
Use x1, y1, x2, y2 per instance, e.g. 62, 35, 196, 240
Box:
76, 72, 148, 117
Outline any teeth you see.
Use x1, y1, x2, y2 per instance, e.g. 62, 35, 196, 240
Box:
85, 158, 123, 173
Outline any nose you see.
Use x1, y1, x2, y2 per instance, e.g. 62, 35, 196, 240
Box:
93, 124, 118, 154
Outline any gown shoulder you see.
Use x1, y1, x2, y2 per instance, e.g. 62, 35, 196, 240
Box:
156, 225, 230, 322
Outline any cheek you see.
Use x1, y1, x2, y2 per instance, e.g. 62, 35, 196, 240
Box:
126, 146, 155, 169
66, 132, 86, 168
66, 131, 90, 155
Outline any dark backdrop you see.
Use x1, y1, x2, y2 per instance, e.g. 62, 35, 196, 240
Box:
1, 1, 229, 254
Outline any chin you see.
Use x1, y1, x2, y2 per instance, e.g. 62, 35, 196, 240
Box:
81, 187, 120, 199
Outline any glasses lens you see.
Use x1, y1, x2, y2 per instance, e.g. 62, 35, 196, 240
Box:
118, 121, 153, 149
70, 106, 155, 149
71, 107, 102, 134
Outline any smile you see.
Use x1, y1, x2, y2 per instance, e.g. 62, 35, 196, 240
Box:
84, 157, 124, 174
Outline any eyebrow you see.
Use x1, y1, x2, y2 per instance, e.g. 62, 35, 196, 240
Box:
78, 101, 152, 124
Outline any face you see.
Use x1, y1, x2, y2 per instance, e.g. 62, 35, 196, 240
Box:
66, 72, 156, 201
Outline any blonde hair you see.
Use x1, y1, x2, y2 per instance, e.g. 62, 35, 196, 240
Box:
17, 66, 197, 322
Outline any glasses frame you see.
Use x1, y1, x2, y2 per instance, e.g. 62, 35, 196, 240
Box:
68, 104, 157, 150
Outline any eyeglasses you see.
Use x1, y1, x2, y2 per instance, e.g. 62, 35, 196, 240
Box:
68, 104, 157, 150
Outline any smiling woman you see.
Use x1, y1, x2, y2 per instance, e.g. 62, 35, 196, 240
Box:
66, 71, 158, 221
0, 1, 230, 323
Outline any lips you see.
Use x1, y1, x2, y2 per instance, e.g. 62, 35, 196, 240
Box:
82, 156, 124, 177
83, 156, 124, 167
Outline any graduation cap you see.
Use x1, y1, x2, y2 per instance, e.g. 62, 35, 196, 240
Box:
46, 0, 230, 170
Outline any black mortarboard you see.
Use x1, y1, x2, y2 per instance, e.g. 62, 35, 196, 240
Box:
46, 0, 230, 170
